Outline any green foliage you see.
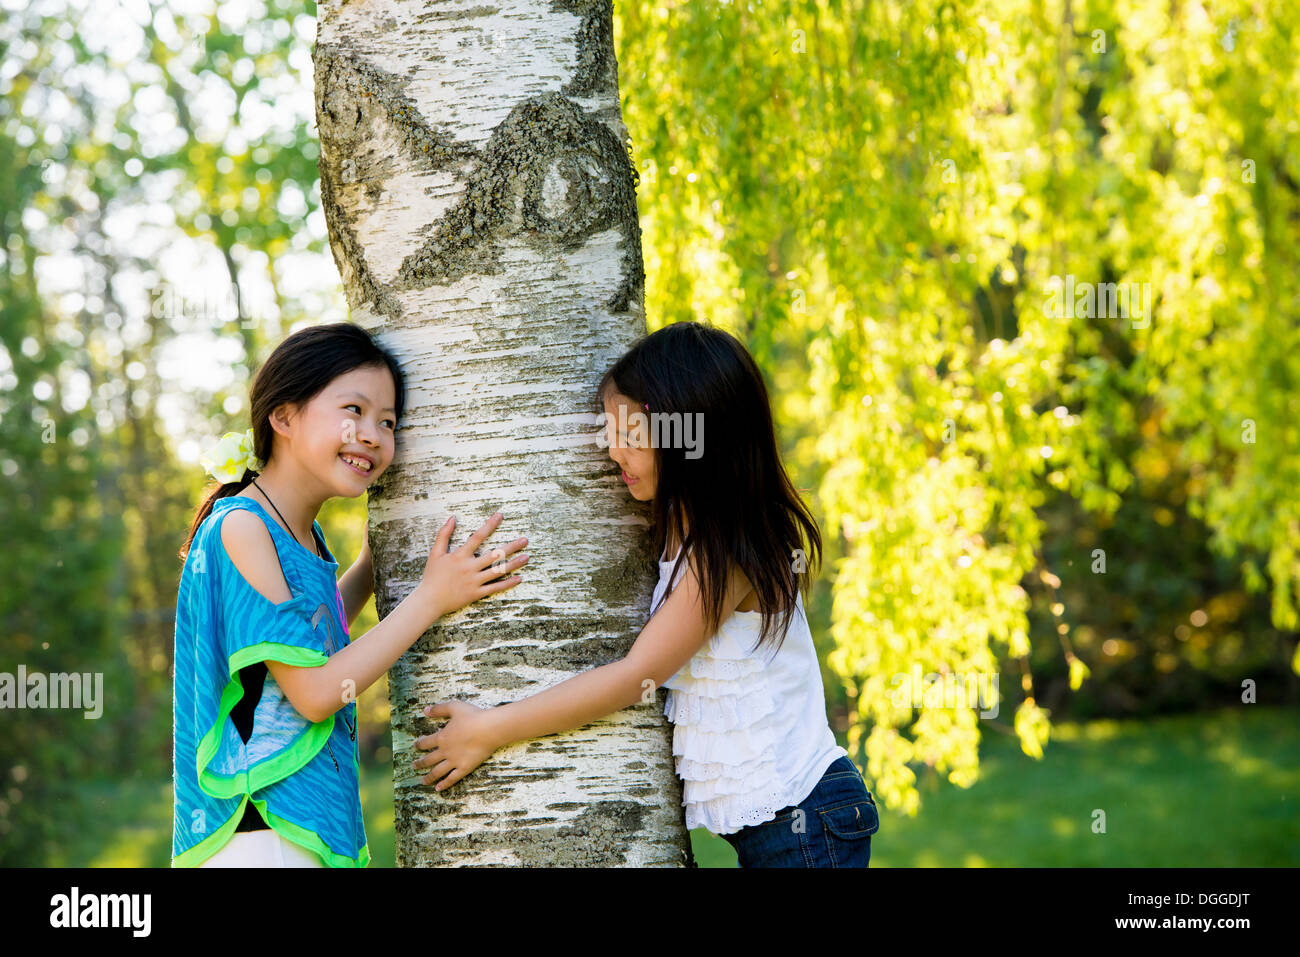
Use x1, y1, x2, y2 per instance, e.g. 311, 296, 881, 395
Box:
0, 115, 130, 866
0, 0, 334, 864
617, 0, 1300, 814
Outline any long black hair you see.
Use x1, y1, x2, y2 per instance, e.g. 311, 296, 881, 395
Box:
598, 321, 821, 656
179, 322, 406, 561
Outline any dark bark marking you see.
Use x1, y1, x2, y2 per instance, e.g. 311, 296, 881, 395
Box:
395, 91, 645, 313
551, 0, 619, 100
314, 41, 480, 320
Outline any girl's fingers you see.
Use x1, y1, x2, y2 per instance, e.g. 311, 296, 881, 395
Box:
432, 515, 455, 555
480, 574, 522, 596
435, 767, 468, 792
475, 545, 509, 572
459, 510, 503, 555
422, 760, 451, 786
473, 536, 528, 570
467, 538, 526, 583
476, 552, 528, 583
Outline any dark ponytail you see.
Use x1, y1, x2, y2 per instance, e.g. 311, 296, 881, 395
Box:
179, 322, 405, 562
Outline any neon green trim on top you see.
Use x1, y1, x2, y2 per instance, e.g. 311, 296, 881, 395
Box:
263, 802, 370, 868
171, 794, 247, 868
194, 642, 332, 801
230, 641, 328, 672
172, 795, 369, 868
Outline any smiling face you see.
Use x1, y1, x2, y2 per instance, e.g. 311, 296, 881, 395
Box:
272, 364, 398, 496
603, 389, 657, 501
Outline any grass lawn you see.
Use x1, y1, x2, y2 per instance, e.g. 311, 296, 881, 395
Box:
49, 704, 1298, 867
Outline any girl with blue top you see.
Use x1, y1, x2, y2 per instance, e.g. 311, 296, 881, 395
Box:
415, 321, 880, 867
172, 322, 530, 867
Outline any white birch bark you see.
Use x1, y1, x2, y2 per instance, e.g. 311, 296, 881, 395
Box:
313, 0, 692, 866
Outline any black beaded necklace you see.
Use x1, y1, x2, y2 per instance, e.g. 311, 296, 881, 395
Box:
251, 477, 323, 560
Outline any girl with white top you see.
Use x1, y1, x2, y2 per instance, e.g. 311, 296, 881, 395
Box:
414, 320, 879, 867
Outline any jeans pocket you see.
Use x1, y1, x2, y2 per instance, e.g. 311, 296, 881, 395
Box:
818, 799, 878, 867
819, 799, 879, 839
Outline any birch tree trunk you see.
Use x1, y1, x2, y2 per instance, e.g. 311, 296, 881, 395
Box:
312, 0, 692, 866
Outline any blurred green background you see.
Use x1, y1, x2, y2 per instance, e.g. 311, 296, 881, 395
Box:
2, 0, 1297, 866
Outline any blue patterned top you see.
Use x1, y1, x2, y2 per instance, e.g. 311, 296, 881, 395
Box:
171, 496, 368, 867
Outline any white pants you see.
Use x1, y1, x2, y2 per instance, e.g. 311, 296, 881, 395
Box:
199, 829, 325, 868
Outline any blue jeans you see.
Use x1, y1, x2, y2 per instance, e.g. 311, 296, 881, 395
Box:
720, 756, 879, 867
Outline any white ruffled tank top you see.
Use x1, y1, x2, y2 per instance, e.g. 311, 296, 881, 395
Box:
652, 547, 847, 834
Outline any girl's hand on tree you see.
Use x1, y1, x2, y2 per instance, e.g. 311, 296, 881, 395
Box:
415, 511, 528, 621
414, 700, 500, 791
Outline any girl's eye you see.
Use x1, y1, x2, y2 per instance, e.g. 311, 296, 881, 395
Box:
346, 404, 395, 430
